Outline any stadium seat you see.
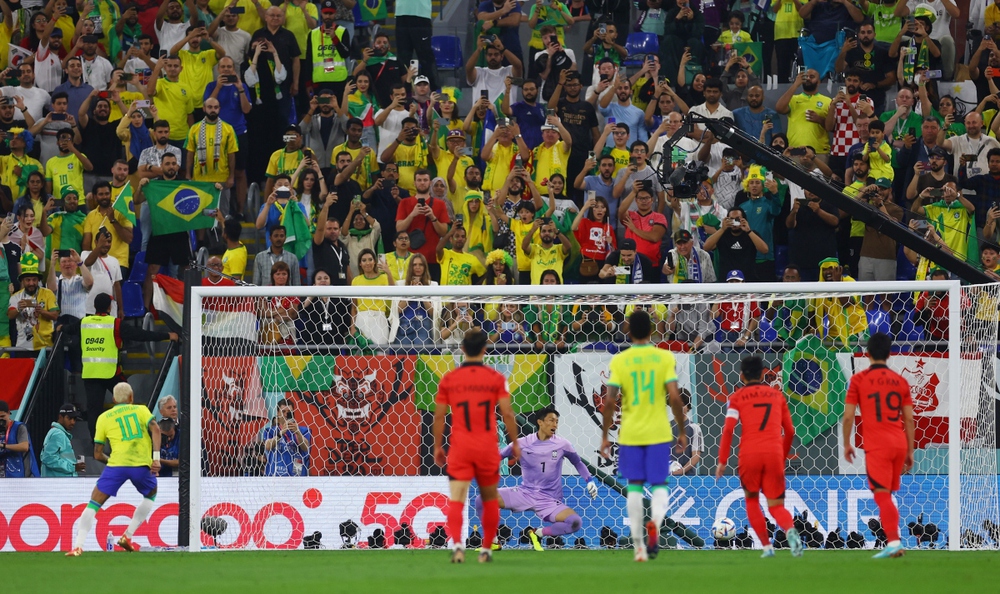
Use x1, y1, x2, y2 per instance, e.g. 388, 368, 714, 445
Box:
866, 309, 892, 337
623, 33, 659, 68
759, 316, 778, 343
128, 251, 148, 284
122, 282, 145, 319
432, 36, 463, 84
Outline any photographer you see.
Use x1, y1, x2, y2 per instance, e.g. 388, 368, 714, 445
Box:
906, 145, 950, 202
785, 178, 839, 281
912, 178, 972, 258
260, 399, 311, 477
662, 229, 715, 284
855, 178, 904, 281
599, 237, 652, 284
704, 207, 768, 282
380, 117, 427, 195
0, 400, 38, 478
522, 217, 571, 285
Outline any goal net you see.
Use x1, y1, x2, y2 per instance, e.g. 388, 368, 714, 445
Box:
186, 280, 999, 552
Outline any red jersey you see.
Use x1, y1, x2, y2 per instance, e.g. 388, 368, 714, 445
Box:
846, 365, 913, 452
720, 383, 794, 461
435, 362, 509, 449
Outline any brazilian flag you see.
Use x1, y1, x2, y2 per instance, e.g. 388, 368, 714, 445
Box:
113, 182, 136, 226
412, 354, 551, 414
359, 0, 386, 22
732, 42, 763, 78
145, 180, 220, 236
781, 335, 848, 446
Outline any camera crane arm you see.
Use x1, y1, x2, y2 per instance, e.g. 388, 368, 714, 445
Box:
671, 113, 994, 284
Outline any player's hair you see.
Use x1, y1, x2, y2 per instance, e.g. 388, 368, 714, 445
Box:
461, 327, 488, 357
740, 355, 764, 381
867, 332, 892, 361
534, 406, 560, 424
628, 310, 652, 341
113, 382, 133, 404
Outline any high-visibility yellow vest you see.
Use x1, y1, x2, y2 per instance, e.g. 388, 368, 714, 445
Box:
81, 314, 118, 379
309, 26, 348, 83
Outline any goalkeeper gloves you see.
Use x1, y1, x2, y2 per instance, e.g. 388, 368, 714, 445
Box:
586, 480, 598, 498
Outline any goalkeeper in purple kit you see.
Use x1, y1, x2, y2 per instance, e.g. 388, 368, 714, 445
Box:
475, 406, 598, 551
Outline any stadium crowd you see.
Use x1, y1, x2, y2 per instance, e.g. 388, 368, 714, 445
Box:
0, 0, 993, 358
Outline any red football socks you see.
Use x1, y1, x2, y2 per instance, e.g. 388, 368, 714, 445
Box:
481, 499, 500, 550
874, 491, 900, 543
745, 498, 770, 546
768, 504, 794, 532
447, 500, 465, 548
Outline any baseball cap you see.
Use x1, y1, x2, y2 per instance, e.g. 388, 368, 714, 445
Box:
620, 238, 637, 251
0, 400, 8, 412
540, 124, 559, 132
726, 269, 745, 282
446, 129, 465, 139
319, 0, 337, 12
928, 146, 948, 158
58, 403, 84, 419
673, 229, 693, 243
874, 177, 892, 188
414, 75, 430, 86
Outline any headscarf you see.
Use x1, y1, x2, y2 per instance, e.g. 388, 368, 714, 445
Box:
430, 177, 448, 201
813, 258, 868, 348
462, 192, 493, 254
128, 118, 153, 162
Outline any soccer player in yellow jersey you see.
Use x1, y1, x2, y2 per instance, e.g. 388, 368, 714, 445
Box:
600, 310, 687, 562
67, 382, 162, 556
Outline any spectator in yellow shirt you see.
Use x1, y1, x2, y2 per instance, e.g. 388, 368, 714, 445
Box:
436, 224, 486, 285
171, 25, 226, 113
862, 119, 894, 181
717, 11, 752, 44
532, 117, 573, 184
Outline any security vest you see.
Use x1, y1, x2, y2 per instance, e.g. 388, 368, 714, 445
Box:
81, 314, 118, 379
309, 26, 348, 83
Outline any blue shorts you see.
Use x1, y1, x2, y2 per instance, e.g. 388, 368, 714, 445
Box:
96, 466, 158, 498
619, 442, 672, 485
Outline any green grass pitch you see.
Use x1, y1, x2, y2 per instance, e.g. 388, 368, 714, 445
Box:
7, 550, 1000, 593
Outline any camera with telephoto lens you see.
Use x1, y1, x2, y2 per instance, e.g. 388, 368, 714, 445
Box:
670, 161, 709, 199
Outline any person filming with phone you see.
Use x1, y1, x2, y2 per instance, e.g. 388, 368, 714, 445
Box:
261, 399, 311, 477
599, 237, 652, 284
704, 206, 768, 282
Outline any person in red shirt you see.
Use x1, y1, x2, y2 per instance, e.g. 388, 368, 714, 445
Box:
716, 355, 800, 558
396, 169, 450, 282
843, 332, 915, 559
433, 329, 520, 563
617, 186, 667, 269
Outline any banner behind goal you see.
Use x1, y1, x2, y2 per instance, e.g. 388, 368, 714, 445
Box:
185, 281, 998, 552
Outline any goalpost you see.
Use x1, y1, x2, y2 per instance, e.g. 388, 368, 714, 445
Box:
183, 280, 998, 552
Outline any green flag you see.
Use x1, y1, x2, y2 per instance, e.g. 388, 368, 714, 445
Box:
113, 183, 136, 226
781, 334, 848, 446
144, 180, 220, 236
281, 200, 312, 260
359, 0, 386, 22
732, 42, 763, 78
